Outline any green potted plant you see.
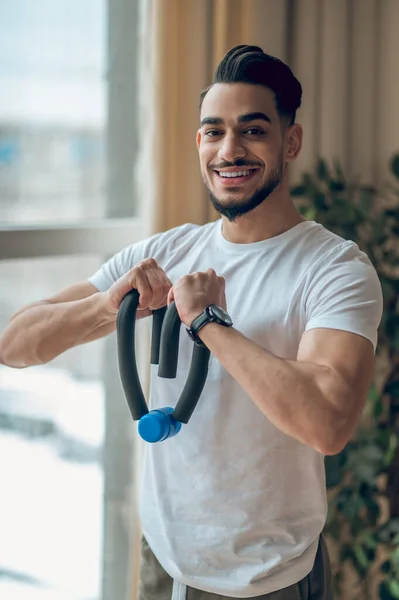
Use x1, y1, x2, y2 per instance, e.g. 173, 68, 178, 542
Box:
291, 153, 399, 599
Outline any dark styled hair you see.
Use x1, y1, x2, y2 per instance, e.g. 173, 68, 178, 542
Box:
199, 45, 302, 126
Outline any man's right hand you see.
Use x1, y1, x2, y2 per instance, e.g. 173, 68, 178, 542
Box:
104, 258, 173, 319
0, 258, 172, 367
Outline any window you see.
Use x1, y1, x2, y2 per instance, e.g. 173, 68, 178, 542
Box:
0, 0, 107, 224
0, 257, 105, 600
0, 1, 148, 599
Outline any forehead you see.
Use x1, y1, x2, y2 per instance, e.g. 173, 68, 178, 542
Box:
200, 83, 278, 123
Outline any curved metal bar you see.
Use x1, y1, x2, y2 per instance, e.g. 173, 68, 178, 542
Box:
116, 289, 148, 420
150, 306, 167, 365
157, 301, 182, 379
172, 345, 211, 423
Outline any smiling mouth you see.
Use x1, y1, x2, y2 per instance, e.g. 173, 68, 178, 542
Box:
214, 168, 259, 185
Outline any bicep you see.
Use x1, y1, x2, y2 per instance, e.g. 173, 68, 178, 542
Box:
297, 327, 375, 415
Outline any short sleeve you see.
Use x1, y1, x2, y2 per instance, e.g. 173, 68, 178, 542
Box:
88, 243, 144, 291
304, 243, 383, 352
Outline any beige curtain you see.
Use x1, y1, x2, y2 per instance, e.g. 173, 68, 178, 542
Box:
131, 2, 399, 597
141, 0, 399, 236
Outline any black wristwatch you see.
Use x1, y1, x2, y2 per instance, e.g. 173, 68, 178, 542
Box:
186, 305, 233, 347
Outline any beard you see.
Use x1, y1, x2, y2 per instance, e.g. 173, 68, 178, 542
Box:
206, 160, 284, 222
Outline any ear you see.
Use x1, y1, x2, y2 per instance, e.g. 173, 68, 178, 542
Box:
285, 123, 303, 162
196, 129, 202, 151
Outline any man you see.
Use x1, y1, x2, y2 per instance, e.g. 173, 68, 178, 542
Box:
0, 45, 383, 599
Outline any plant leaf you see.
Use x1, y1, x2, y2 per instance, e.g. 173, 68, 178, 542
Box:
380, 580, 396, 600
390, 546, 399, 569
391, 153, 399, 179
353, 544, 370, 570
358, 186, 376, 215
290, 184, 307, 197
381, 560, 392, 574
385, 434, 398, 466
316, 158, 330, 181
384, 381, 399, 397
389, 580, 399, 600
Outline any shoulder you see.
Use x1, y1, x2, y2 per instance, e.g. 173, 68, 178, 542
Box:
301, 222, 377, 281
303, 226, 383, 323
301, 222, 383, 316
301, 225, 383, 351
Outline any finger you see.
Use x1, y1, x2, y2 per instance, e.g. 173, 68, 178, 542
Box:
132, 263, 155, 309
137, 259, 169, 309
135, 271, 154, 310
145, 267, 172, 309
167, 287, 174, 306
156, 268, 173, 298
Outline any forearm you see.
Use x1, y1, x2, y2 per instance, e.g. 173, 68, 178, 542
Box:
0, 293, 115, 368
199, 324, 352, 454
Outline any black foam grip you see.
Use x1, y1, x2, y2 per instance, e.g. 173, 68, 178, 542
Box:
150, 306, 167, 365
116, 289, 148, 420
172, 345, 211, 424
157, 301, 181, 379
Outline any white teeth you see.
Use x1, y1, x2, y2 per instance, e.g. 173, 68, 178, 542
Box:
219, 170, 252, 178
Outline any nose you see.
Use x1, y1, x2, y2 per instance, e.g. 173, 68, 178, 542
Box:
218, 132, 246, 164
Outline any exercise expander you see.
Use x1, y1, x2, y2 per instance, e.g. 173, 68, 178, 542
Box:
116, 289, 211, 443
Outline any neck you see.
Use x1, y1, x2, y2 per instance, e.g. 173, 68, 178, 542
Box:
220, 181, 306, 244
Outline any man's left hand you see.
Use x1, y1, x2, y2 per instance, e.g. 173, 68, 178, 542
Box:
167, 269, 227, 327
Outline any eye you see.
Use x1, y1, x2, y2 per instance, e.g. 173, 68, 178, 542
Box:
205, 130, 222, 137
244, 128, 265, 136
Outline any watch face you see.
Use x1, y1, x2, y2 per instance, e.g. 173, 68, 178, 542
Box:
209, 305, 233, 326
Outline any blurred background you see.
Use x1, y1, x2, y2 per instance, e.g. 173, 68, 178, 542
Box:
0, 1, 398, 599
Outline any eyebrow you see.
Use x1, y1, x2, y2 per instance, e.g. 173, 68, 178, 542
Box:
200, 112, 272, 127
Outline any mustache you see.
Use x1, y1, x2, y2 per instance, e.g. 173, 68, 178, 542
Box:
210, 160, 262, 170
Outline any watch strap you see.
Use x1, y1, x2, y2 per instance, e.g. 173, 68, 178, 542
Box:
186, 305, 232, 347
186, 307, 213, 347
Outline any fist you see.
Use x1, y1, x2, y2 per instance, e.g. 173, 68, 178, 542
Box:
168, 268, 227, 327
105, 258, 172, 318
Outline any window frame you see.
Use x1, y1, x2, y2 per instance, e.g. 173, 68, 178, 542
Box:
0, 219, 144, 260
0, 1, 147, 599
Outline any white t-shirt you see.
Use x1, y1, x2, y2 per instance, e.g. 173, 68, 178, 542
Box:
89, 219, 383, 598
